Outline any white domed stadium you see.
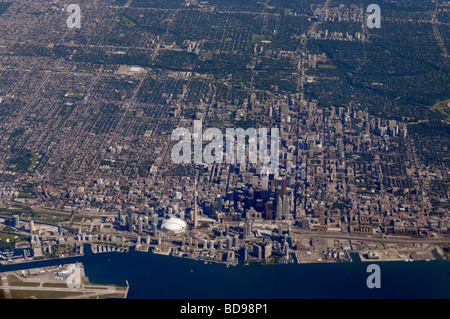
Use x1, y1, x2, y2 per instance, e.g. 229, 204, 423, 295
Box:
161, 217, 187, 234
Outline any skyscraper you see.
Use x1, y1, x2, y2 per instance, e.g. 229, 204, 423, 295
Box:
244, 243, 249, 261
244, 219, 253, 237
276, 196, 283, 220
127, 216, 133, 233
138, 217, 143, 234
12, 215, 19, 228
217, 195, 222, 214
233, 234, 239, 247
194, 190, 198, 227
253, 243, 262, 259
283, 195, 290, 218
194, 171, 199, 227
127, 208, 134, 233
264, 242, 272, 260
117, 209, 122, 223
152, 214, 158, 235
126, 209, 134, 233
261, 176, 269, 190
265, 201, 273, 220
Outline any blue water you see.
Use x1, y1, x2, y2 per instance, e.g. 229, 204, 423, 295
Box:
1, 246, 449, 299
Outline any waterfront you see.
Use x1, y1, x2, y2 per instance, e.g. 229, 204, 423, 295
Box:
1, 245, 449, 299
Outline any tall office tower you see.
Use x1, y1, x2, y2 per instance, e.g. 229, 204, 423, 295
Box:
127, 215, 133, 233
152, 214, 158, 234
117, 209, 122, 223
180, 211, 185, 221
265, 201, 273, 220
243, 220, 250, 237
193, 171, 199, 227
253, 243, 262, 259
217, 195, 222, 214
244, 243, 249, 261
282, 195, 290, 217
127, 208, 134, 232
276, 196, 283, 220
58, 225, 63, 236
12, 215, 19, 228
138, 217, 143, 234
225, 224, 229, 237
218, 238, 224, 250
276, 177, 283, 197
144, 205, 150, 216
233, 234, 239, 248
194, 190, 198, 227
127, 207, 133, 217
227, 236, 233, 249
261, 176, 269, 190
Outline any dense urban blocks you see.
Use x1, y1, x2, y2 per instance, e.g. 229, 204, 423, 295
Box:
0, 0, 448, 284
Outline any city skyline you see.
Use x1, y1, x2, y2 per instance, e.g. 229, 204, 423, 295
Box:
0, 0, 448, 301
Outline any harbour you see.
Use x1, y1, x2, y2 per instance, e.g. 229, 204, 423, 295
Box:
0, 244, 449, 299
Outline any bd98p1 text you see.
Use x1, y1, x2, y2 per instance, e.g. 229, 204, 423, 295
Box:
224, 304, 267, 314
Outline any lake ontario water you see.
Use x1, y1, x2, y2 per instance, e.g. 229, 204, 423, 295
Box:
1, 246, 449, 299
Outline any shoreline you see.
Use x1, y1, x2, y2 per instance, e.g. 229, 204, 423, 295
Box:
1, 243, 448, 272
